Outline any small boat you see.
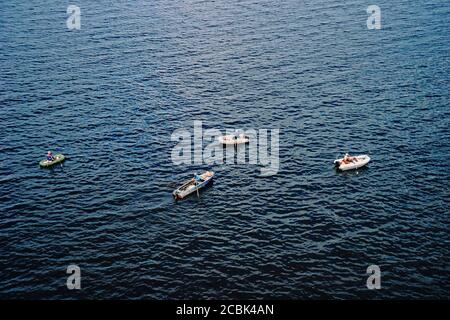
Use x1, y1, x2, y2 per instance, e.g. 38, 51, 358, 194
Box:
173, 171, 214, 200
334, 155, 370, 171
39, 154, 66, 167
218, 133, 249, 145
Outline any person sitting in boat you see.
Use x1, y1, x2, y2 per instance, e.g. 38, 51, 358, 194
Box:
194, 173, 203, 182
46, 151, 55, 161
342, 153, 356, 164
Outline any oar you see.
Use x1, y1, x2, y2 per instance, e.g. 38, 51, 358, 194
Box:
196, 180, 200, 198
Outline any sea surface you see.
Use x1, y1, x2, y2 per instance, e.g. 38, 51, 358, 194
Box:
0, 0, 449, 299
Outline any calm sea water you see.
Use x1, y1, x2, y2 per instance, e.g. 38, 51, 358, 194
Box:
0, 0, 449, 299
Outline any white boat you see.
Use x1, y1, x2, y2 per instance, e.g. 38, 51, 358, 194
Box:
334, 155, 370, 171
218, 133, 249, 145
173, 171, 214, 200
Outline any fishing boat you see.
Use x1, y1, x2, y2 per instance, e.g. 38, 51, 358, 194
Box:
218, 133, 249, 145
39, 154, 66, 168
334, 154, 370, 171
173, 171, 214, 200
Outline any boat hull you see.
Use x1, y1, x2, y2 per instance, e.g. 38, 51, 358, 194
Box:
173, 171, 214, 199
39, 154, 65, 167
334, 155, 370, 171
218, 135, 249, 145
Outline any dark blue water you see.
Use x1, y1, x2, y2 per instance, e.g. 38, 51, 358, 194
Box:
1, 0, 449, 299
